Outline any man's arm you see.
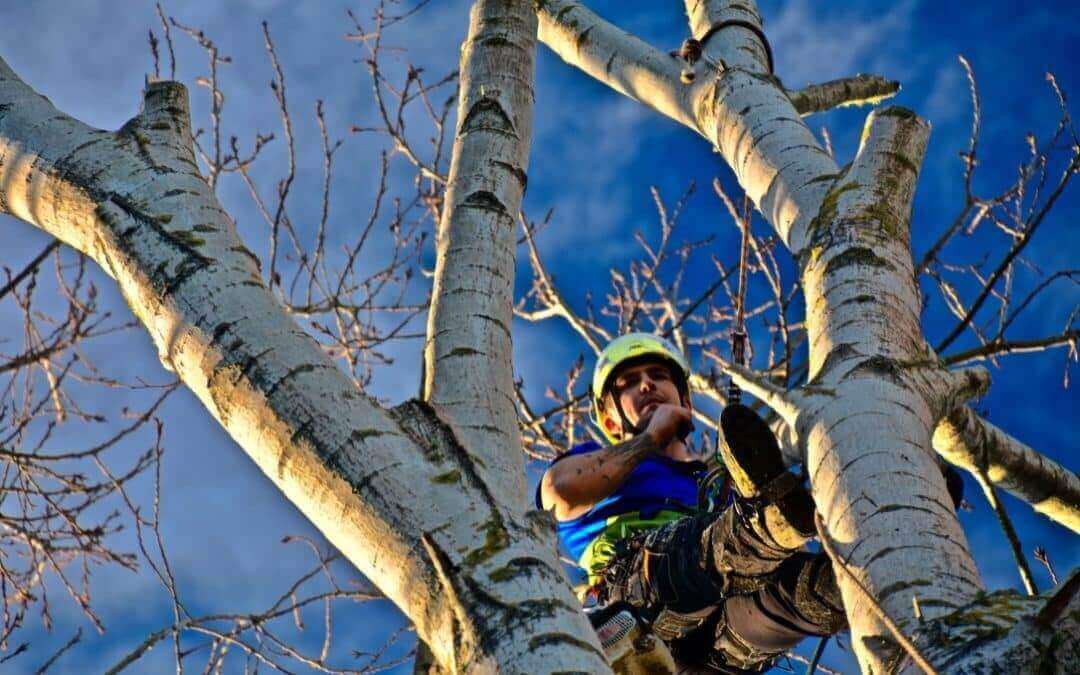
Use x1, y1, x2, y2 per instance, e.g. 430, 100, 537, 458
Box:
540, 433, 660, 521
540, 404, 690, 521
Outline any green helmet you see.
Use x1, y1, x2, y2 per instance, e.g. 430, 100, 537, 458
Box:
590, 332, 691, 443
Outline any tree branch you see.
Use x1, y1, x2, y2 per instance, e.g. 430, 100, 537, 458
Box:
786, 75, 901, 116
0, 241, 60, 301
536, 0, 694, 129
933, 406, 1080, 533
943, 330, 1079, 366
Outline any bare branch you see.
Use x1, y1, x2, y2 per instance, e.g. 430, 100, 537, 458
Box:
786, 75, 901, 116
536, 0, 692, 129
934, 406, 1080, 533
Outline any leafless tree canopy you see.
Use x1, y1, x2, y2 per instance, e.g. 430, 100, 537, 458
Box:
0, 0, 1076, 672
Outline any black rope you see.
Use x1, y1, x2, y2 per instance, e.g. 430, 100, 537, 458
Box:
699, 19, 775, 75
806, 636, 829, 674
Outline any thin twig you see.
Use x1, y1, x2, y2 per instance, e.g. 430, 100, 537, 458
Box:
972, 469, 1038, 595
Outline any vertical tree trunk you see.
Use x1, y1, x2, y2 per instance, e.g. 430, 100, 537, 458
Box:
420, 1, 608, 670
535, 2, 1020, 670
796, 109, 984, 669
0, 6, 609, 669
425, 0, 534, 507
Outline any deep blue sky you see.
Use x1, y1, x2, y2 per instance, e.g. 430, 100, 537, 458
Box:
0, 1, 1077, 673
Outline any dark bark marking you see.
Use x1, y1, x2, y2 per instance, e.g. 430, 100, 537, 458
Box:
838, 293, 876, 308
846, 355, 905, 385
553, 4, 575, 22
460, 97, 517, 139
839, 450, 893, 475
492, 160, 527, 192
575, 25, 594, 52
461, 190, 509, 216
866, 503, 939, 521
488, 556, 552, 583
864, 543, 935, 566
475, 312, 511, 338
528, 632, 605, 656
812, 341, 859, 381
390, 399, 504, 523
210, 321, 235, 346
230, 244, 263, 271
265, 362, 329, 399
882, 150, 919, 176
448, 346, 482, 358
823, 246, 893, 277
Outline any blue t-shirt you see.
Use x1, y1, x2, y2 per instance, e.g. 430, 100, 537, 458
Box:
536, 441, 711, 583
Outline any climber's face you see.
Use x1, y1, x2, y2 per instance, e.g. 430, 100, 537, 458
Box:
603, 357, 687, 437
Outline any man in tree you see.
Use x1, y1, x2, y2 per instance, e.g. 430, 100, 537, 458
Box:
539, 332, 852, 672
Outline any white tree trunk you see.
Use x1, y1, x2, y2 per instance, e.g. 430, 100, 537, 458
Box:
537, 1, 1076, 671
0, 6, 606, 668
795, 109, 984, 670
425, 0, 534, 507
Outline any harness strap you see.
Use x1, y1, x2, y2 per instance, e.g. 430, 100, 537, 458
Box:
652, 605, 716, 642
698, 19, 775, 75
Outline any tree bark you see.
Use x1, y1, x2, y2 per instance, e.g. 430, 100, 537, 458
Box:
425, 0, 534, 508
0, 4, 606, 668
796, 108, 984, 670
535, 1, 1078, 671
934, 406, 1080, 533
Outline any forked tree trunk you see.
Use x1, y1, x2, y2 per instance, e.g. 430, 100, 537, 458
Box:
0, 3, 607, 672
538, 0, 1077, 671
1, 1, 1076, 672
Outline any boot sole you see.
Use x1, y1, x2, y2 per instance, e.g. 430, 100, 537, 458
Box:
719, 403, 791, 501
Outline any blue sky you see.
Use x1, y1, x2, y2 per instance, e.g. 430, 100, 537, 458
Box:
0, 1, 1077, 673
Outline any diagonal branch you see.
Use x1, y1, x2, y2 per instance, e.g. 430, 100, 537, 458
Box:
706, 355, 807, 429
933, 406, 1080, 533
536, 0, 692, 128
0, 241, 61, 302
786, 75, 901, 116
539, 0, 839, 254
0, 37, 599, 671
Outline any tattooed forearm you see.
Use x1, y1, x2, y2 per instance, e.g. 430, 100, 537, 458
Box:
584, 433, 659, 482
539, 433, 660, 521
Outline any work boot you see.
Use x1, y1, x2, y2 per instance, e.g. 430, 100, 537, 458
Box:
717, 403, 815, 548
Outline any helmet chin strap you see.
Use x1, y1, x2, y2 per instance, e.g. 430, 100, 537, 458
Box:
609, 385, 691, 442
610, 392, 640, 440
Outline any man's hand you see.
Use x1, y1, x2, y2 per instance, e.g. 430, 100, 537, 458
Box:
643, 404, 693, 453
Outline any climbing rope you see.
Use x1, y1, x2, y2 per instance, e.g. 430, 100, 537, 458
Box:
727, 196, 752, 404
702, 197, 752, 511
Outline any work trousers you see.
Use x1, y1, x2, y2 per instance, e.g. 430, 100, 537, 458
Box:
593, 506, 847, 673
